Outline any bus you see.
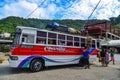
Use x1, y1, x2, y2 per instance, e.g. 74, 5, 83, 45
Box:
9, 26, 101, 72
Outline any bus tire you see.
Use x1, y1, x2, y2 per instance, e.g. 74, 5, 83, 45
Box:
30, 59, 43, 72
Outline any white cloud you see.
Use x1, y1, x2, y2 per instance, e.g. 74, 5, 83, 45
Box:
61, 0, 101, 19
0, 0, 38, 18
62, 0, 120, 20
95, 0, 120, 20
0, 0, 59, 19
30, 3, 59, 19
0, 0, 120, 20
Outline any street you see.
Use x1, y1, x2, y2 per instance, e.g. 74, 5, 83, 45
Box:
0, 62, 120, 80
0, 53, 120, 80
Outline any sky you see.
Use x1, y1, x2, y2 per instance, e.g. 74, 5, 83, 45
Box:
0, 0, 120, 20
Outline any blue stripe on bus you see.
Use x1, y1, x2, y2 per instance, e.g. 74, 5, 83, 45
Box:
17, 55, 82, 68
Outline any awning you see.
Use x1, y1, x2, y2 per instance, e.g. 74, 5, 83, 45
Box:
102, 40, 120, 46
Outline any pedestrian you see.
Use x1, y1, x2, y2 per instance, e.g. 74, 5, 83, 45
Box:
109, 47, 115, 65
80, 46, 94, 69
100, 47, 106, 67
105, 50, 109, 67
97, 49, 101, 62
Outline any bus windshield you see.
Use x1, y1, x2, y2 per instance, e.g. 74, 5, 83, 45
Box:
12, 28, 21, 47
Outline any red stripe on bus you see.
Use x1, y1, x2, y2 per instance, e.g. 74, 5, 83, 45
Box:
12, 45, 82, 55
12, 45, 98, 56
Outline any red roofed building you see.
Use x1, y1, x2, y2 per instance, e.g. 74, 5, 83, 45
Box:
84, 21, 120, 40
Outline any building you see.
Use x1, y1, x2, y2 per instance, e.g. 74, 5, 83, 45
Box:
84, 21, 120, 40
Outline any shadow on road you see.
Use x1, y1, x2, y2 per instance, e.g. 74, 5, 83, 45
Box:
0, 64, 84, 76
0, 65, 31, 76
44, 64, 83, 71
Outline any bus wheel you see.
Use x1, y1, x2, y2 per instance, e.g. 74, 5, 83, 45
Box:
30, 59, 43, 72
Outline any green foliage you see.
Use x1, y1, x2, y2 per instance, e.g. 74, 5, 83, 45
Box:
0, 44, 10, 52
116, 23, 120, 29
110, 15, 120, 26
0, 15, 120, 34
0, 16, 86, 34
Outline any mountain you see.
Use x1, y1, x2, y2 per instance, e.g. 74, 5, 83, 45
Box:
110, 15, 120, 29
0, 15, 120, 34
0, 16, 85, 34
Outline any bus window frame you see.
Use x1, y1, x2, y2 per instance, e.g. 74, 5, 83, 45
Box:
21, 33, 35, 44
81, 38, 86, 47
66, 35, 73, 46
74, 37, 80, 47
48, 32, 57, 45
36, 31, 47, 44
58, 34, 66, 46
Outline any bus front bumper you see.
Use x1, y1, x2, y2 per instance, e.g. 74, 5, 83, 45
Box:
8, 55, 31, 68
8, 56, 21, 68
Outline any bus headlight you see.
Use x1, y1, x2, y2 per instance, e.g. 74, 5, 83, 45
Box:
9, 56, 18, 60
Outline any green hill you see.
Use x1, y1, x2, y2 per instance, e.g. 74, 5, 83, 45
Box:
0, 15, 120, 34
0, 16, 85, 34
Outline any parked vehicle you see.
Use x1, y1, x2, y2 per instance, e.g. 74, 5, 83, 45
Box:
9, 26, 100, 72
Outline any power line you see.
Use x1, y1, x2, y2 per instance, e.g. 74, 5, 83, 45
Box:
87, 0, 101, 20
26, 0, 47, 18
81, 0, 101, 36
83, 0, 101, 27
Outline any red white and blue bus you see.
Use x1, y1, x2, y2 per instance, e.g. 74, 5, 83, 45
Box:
9, 26, 101, 71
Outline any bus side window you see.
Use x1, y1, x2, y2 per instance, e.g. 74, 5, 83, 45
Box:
58, 34, 65, 46
22, 38, 24, 42
58, 41, 65, 46
36, 38, 45, 44
22, 35, 27, 43
48, 32, 56, 45
74, 37, 79, 46
67, 36, 73, 46
27, 35, 34, 43
48, 40, 53, 44
22, 34, 34, 43
97, 41, 101, 48
22, 37, 25, 43
36, 31, 47, 44
92, 40, 95, 48
81, 38, 86, 47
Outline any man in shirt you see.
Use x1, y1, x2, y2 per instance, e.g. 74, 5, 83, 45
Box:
80, 46, 94, 69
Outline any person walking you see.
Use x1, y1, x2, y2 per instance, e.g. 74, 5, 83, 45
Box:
109, 47, 115, 65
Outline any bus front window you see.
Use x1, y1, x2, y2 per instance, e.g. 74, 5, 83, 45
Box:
13, 33, 21, 47
12, 28, 21, 47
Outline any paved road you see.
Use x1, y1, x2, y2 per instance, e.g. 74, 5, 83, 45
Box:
0, 54, 120, 80
0, 63, 120, 80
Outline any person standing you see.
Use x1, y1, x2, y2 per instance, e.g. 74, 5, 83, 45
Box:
100, 47, 106, 67
80, 46, 94, 69
105, 50, 109, 67
96, 49, 101, 62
